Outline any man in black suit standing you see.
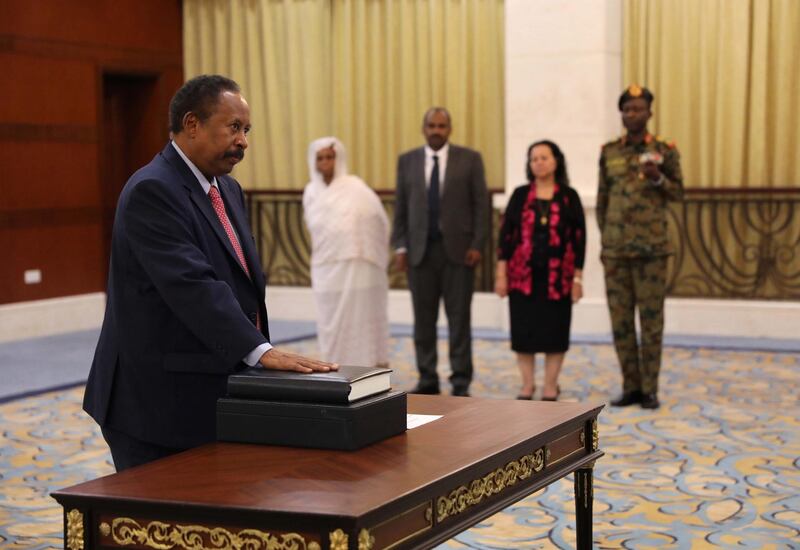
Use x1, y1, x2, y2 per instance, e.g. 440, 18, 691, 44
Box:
83, 75, 335, 471
391, 107, 489, 396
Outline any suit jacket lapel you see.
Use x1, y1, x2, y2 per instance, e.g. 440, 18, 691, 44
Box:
415, 148, 427, 204
162, 144, 246, 275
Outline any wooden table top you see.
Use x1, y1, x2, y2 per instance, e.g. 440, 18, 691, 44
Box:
54, 395, 603, 519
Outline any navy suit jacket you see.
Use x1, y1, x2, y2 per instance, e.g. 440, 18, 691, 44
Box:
83, 143, 269, 448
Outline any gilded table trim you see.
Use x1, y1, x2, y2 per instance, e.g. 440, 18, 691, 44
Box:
436, 448, 544, 522
103, 517, 320, 550
66, 509, 84, 550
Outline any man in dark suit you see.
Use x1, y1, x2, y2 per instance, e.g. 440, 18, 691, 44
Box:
391, 107, 489, 396
83, 75, 335, 471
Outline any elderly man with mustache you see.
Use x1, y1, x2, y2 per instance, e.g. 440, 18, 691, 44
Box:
83, 75, 336, 471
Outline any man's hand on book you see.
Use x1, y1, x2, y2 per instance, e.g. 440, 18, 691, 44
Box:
259, 348, 338, 374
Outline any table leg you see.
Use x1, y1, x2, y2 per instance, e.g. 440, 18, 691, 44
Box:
574, 467, 593, 549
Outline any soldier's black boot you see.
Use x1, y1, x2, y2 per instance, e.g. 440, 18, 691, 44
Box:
610, 390, 643, 407
640, 393, 660, 409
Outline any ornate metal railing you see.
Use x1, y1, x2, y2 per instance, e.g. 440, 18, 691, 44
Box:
246, 188, 800, 300
246, 190, 500, 292
666, 188, 800, 300
246, 191, 311, 286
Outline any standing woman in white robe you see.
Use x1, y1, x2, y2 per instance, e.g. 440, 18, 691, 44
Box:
303, 137, 390, 366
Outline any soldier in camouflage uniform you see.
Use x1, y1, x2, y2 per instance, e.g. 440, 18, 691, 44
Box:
597, 85, 684, 410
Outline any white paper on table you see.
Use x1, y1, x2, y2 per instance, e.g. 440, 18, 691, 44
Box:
406, 414, 443, 430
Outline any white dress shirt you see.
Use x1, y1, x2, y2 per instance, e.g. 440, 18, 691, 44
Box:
424, 142, 449, 193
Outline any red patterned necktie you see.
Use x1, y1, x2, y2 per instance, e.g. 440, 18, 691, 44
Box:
208, 185, 261, 330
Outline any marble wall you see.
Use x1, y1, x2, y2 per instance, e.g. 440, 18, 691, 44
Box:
502, 0, 623, 332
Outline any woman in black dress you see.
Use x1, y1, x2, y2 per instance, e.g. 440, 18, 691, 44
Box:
495, 140, 586, 400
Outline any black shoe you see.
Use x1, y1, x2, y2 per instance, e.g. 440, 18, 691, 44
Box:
610, 390, 643, 407
409, 385, 440, 395
451, 388, 470, 397
541, 385, 561, 402
640, 393, 660, 409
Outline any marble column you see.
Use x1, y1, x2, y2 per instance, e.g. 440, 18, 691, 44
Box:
503, 0, 622, 332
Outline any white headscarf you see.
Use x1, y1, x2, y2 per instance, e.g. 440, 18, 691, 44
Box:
302, 137, 389, 268
307, 136, 348, 184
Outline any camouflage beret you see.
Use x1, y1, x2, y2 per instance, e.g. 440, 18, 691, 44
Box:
618, 84, 654, 110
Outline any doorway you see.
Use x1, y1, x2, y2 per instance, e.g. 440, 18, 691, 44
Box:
100, 73, 159, 280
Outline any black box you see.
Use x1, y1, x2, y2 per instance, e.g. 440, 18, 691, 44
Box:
216, 390, 407, 450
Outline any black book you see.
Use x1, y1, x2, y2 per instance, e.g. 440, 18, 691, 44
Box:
227, 365, 392, 404
216, 390, 407, 450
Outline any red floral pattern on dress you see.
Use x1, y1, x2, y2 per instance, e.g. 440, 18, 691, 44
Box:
549, 202, 561, 247
505, 182, 580, 300
548, 257, 561, 299
562, 241, 576, 296
507, 185, 537, 295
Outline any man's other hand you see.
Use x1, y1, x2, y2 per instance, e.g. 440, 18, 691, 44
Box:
394, 251, 408, 272
465, 248, 482, 267
259, 348, 338, 373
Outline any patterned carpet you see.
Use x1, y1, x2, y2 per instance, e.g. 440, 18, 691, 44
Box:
1, 337, 798, 549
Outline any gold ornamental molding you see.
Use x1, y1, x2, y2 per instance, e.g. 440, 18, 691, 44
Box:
329, 528, 348, 550
436, 448, 544, 522
329, 527, 374, 550
592, 418, 599, 451
66, 509, 84, 550
104, 517, 321, 550
532, 448, 544, 472
575, 469, 594, 508
358, 528, 375, 550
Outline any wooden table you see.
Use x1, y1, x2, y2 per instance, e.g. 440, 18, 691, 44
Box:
53, 395, 604, 550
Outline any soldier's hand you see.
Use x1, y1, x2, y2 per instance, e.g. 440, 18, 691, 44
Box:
641, 161, 661, 182
394, 251, 408, 272
465, 248, 482, 267
259, 348, 338, 373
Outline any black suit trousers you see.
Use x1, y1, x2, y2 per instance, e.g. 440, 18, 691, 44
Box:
407, 239, 474, 391
101, 426, 186, 472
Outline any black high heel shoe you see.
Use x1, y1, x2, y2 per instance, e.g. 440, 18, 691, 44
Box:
516, 386, 535, 400
541, 385, 561, 402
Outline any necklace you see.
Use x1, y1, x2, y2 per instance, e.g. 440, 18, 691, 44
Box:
536, 199, 551, 225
